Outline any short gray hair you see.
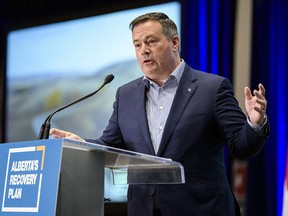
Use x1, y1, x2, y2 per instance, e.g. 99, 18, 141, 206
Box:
129, 12, 179, 41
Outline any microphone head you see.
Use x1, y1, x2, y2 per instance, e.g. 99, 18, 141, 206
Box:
104, 74, 114, 84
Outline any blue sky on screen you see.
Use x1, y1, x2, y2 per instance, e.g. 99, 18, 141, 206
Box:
7, 2, 180, 79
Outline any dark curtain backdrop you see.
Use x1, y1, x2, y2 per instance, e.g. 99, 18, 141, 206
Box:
181, 0, 288, 216
248, 0, 288, 216
181, 0, 236, 184
181, 0, 235, 79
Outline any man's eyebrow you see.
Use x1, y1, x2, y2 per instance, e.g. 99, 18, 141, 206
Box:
133, 35, 154, 43
133, 39, 139, 44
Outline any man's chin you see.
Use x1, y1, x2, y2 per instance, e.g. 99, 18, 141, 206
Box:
142, 65, 157, 73
142, 70, 156, 78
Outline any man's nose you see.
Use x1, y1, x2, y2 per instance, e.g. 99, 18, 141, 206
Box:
141, 44, 150, 55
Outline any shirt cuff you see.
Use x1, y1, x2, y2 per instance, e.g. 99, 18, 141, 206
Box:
247, 114, 267, 133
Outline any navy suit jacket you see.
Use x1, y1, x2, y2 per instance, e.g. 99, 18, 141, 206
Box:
92, 64, 269, 216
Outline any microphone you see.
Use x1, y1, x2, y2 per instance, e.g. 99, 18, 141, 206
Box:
37, 74, 114, 139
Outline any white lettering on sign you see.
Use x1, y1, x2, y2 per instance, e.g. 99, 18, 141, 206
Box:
11, 160, 39, 172
7, 188, 22, 199
9, 174, 38, 185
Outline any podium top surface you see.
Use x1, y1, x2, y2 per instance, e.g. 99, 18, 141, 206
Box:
62, 138, 185, 184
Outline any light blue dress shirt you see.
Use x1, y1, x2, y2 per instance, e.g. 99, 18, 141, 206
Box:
143, 60, 185, 153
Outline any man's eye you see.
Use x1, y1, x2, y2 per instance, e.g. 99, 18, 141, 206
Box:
134, 44, 140, 48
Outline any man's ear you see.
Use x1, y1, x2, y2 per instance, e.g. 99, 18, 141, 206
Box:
172, 35, 180, 51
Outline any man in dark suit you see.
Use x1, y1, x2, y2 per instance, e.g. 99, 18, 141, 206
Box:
50, 12, 269, 216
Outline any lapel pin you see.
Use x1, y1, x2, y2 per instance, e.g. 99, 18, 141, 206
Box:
187, 88, 192, 93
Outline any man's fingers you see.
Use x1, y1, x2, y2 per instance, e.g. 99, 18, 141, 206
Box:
50, 128, 66, 137
49, 128, 56, 135
244, 87, 253, 100
258, 83, 266, 97
256, 98, 267, 112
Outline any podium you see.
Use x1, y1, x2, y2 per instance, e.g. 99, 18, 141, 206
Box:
0, 138, 185, 216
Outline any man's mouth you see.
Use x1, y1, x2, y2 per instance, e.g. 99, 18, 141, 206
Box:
143, 59, 153, 64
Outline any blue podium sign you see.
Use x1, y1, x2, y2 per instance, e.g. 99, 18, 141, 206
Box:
0, 139, 63, 216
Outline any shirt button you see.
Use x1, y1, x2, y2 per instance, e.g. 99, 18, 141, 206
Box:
159, 125, 163, 130
159, 106, 163, 110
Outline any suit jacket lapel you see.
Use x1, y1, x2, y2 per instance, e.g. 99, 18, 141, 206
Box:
157, 66, 198, 156
134, 81, 155, 155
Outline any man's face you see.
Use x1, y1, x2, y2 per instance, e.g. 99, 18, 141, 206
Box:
132, 20, 179, 83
